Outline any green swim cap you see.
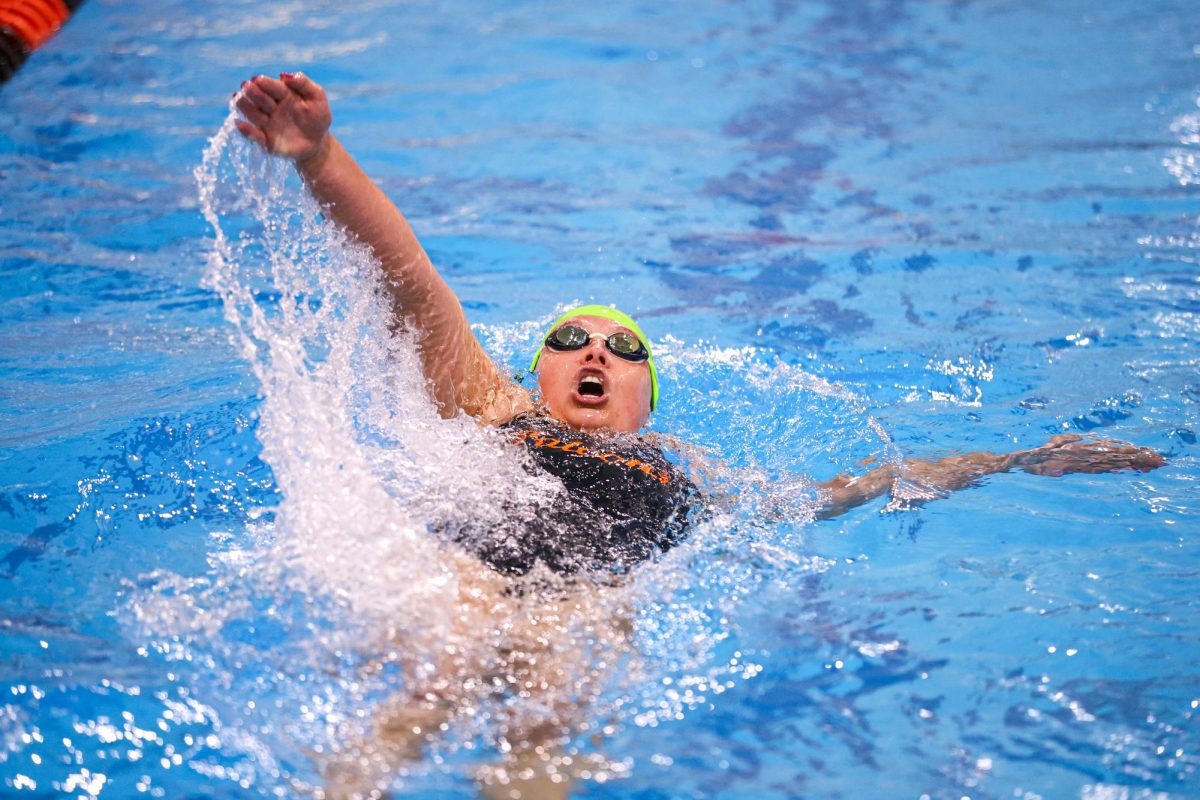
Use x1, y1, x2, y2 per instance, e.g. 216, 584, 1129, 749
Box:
529, 304, 658, 411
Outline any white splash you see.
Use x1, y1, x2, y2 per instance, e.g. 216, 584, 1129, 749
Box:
127, 103, 895, 795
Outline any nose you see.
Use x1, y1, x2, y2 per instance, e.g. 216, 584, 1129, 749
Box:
583, 337, 608, 364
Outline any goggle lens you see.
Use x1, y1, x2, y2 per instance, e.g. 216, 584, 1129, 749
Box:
545, 325, 648, 362
547, 325, 588, 349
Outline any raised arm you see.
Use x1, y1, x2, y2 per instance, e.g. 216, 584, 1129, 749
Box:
234, 73, 531, 425
815, 434, 1165, 519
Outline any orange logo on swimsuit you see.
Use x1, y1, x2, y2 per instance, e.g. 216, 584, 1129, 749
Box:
510, 429, 673, 485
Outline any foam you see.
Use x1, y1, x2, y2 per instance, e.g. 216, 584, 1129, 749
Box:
125, 104, 894, 793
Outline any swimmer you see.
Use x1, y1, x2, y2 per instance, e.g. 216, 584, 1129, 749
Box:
231, 72, 1166, 796
233, 71, 1163, 533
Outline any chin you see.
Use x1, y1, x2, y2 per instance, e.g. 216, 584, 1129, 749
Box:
575, 409, 646, 434
545, 394, 646, 433
563, 408, 609, 431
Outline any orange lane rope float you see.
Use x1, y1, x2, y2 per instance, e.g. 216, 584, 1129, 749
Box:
0, 0, 83, 84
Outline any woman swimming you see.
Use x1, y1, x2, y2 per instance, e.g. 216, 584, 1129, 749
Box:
233, 71, 1162, 534
231, 71, 1165, 796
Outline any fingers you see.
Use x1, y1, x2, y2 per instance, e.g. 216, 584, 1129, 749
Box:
1135, 449, 1166, 471
1024, 445, 1165, 476
242, 79, 278, 114
234, 119, 267, 147
235, 93, 269, 127
283, 71, 324, 101
252, 74, 288, 102
234, 74, 289, 132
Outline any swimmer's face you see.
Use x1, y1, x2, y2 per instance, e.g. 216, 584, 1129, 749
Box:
534, 315, 653, 433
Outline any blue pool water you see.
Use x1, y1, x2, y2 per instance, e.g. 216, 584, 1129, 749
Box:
2, 1, 1199, 798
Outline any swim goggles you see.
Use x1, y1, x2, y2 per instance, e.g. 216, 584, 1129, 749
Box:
529, 304, 659, 411
542, 325, 649, 362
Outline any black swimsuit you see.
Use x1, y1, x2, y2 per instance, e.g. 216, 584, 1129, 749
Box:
450, 417, 696, 577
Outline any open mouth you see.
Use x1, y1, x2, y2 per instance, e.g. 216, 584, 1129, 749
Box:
578, 375, 605, 398
573, 371, 609, 402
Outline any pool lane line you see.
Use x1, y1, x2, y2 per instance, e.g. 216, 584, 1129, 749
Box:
0, 0, 84, 85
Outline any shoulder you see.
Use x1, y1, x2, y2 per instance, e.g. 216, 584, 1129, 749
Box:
477, 382, 537, 428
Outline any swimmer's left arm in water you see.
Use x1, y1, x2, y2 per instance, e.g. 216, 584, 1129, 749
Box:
814, 434, 1165, 519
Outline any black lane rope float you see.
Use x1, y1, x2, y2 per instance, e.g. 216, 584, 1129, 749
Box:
0, 0, 85, 85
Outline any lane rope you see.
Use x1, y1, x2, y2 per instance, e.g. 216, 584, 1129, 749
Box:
0, 0, 83, 84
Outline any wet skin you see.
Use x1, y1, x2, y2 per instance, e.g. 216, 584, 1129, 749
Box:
533, 315, 653, 434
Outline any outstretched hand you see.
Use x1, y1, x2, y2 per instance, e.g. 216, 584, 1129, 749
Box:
234, 73, 332, 164
1012, 434, 1165, 477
